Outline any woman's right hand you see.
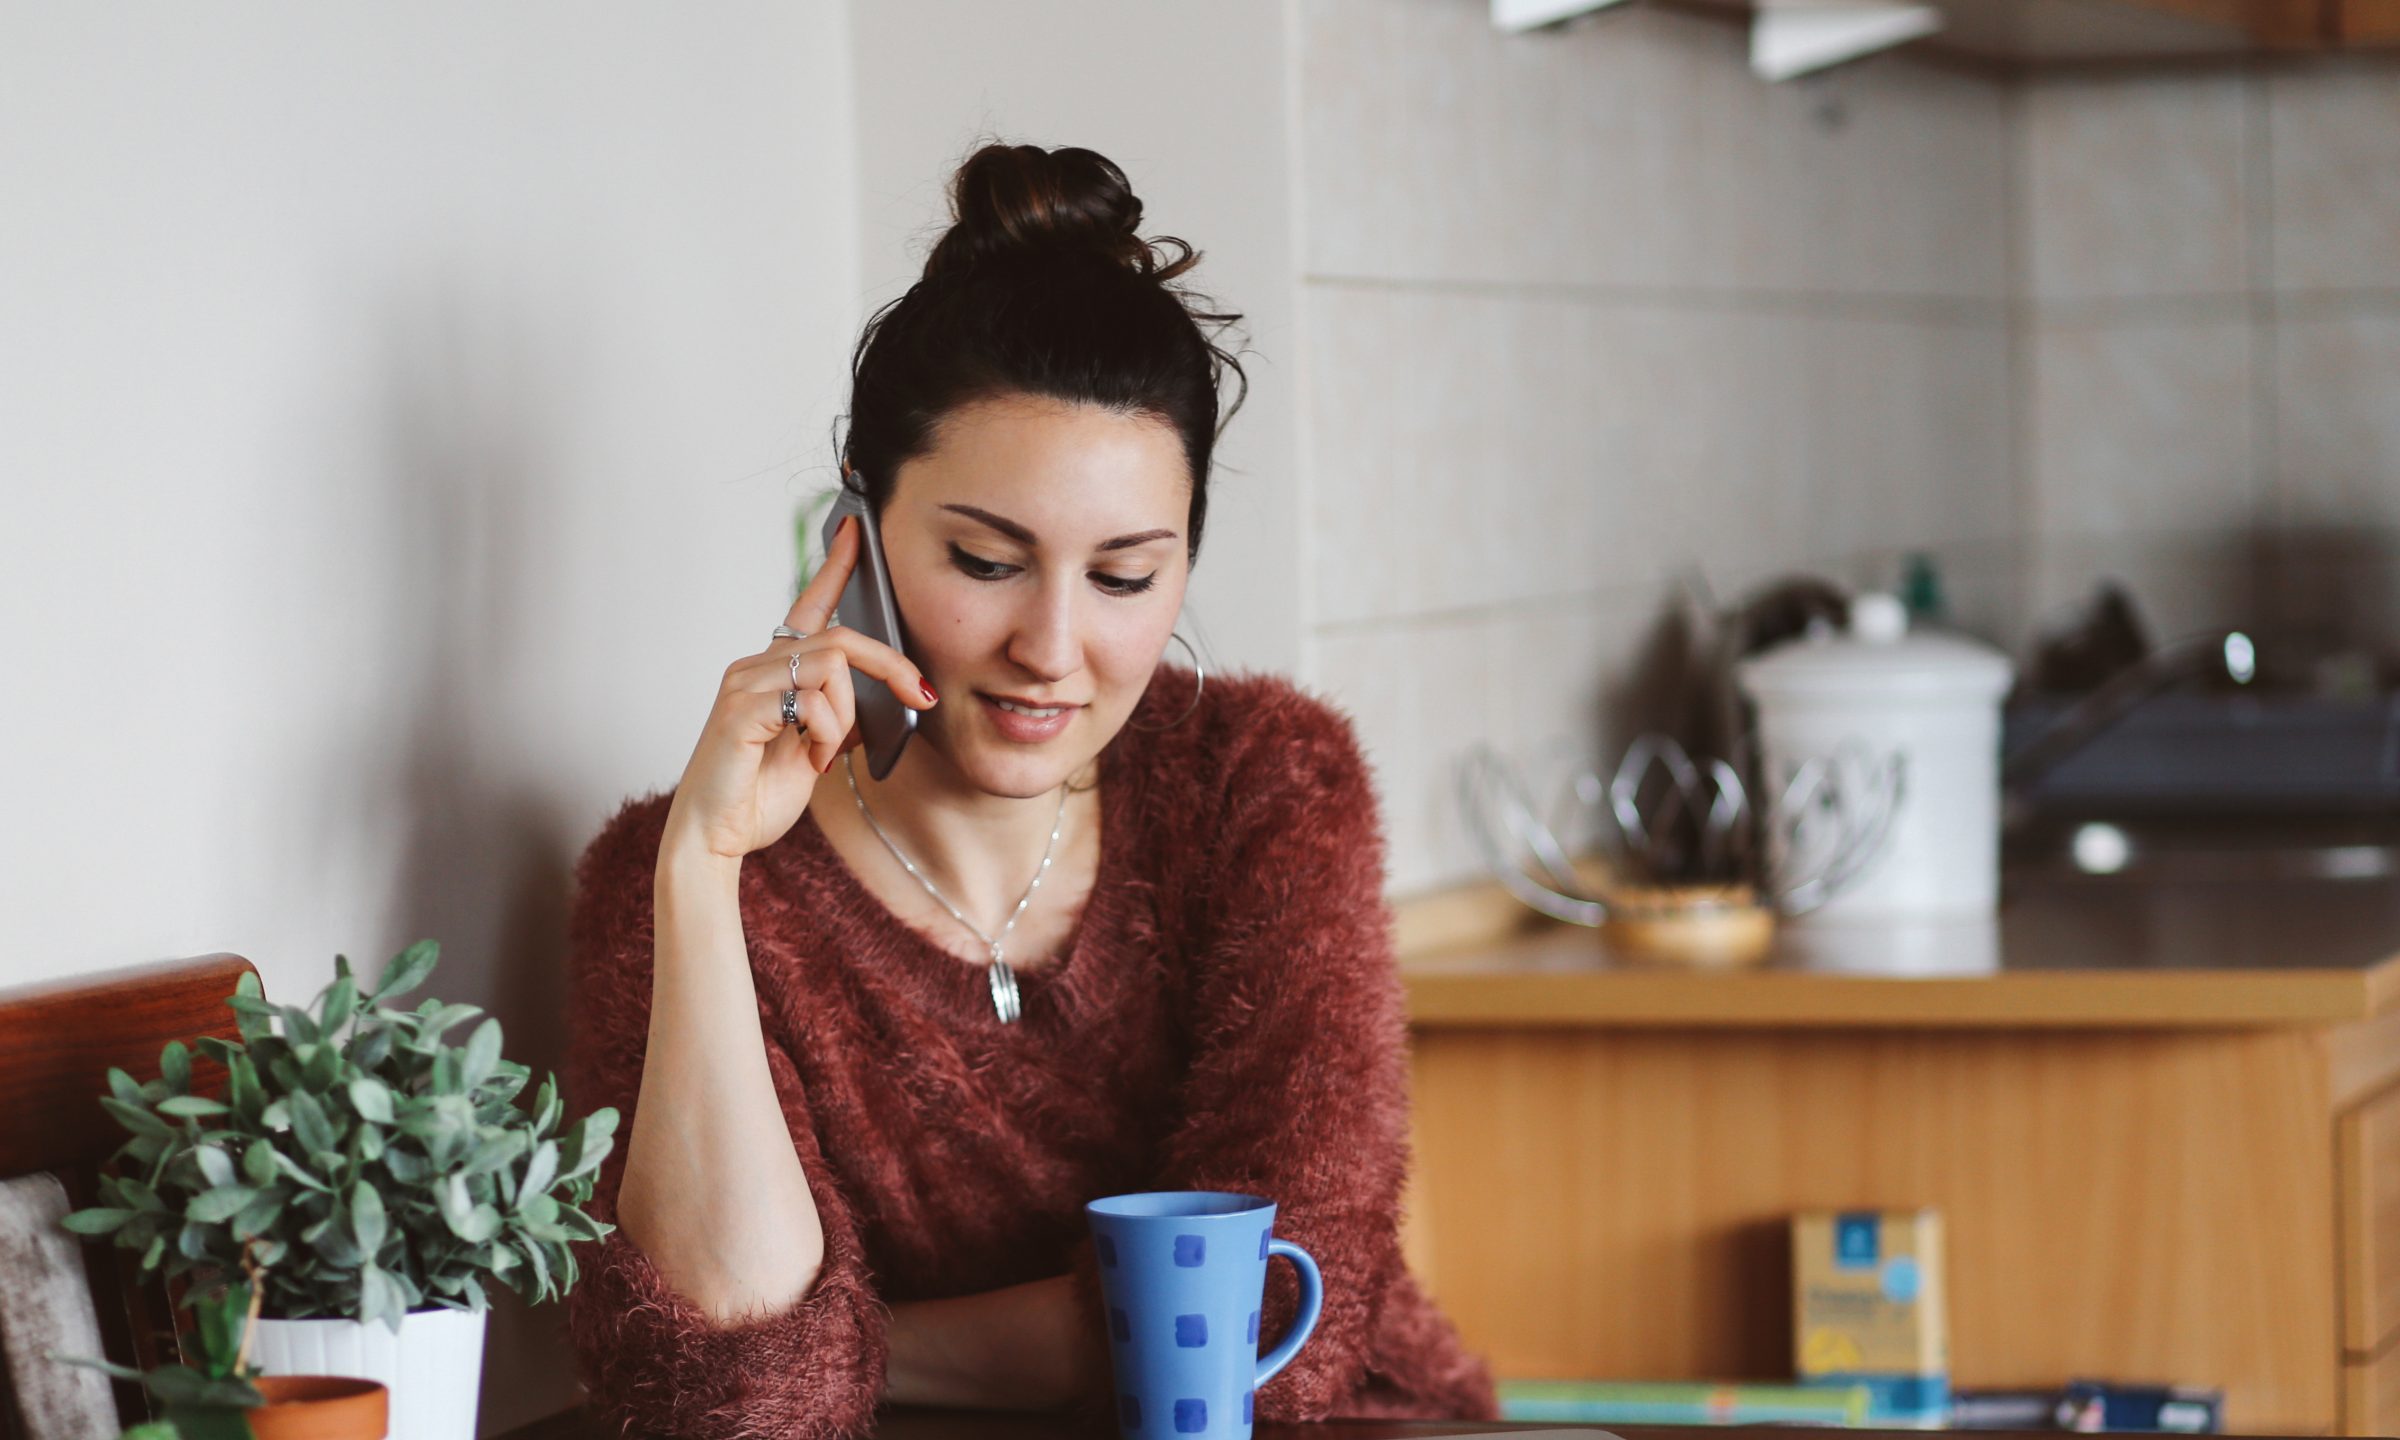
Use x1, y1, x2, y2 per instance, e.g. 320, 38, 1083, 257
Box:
660, 514, 939, 865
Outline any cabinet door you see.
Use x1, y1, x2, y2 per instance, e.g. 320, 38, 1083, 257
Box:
2339, 1084, 2400, 1355
2343, 0, 2400, 41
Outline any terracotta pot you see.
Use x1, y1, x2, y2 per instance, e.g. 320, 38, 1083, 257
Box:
244, 1376, 389, 1440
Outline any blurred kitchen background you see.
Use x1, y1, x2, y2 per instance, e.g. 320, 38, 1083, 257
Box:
7, 0, 2400, 1432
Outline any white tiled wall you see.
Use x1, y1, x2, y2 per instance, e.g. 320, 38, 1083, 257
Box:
1294, 0, 2014, 894
2015, 58, 2400, 677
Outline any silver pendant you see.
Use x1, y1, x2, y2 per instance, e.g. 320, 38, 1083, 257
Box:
987, 955, 1022, 1025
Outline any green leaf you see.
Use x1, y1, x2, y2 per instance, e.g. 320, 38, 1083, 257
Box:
99, 1096, 174, 1140
160, 1040, 192, 1093
382, 1146, 427, 1186
107, 1067, 146, 1105
242, 1139, 278, 1188
228, 1053, 262, 1121
350, 1182, 386, 1255
139, 1234, 166, 1271
164, 1407, 258, 1440
516, 1140, 558, 1209
349, 1023, 397, 1071
186, 1187, 256, 1224
359, 1263, 404, 1332
413, 1002, 482, 1043
372, 940, 440, 1004
49, 1351, 149, 1383
347, 1076, 395, 1124
147, 1362, 263, 1408
462, 1131, 526, 1177
157, 1094, 229, 1119
60, 1206, 135, 1235
287, 1091, 339, 1155
271, 1150, 333, 1192
301, 1040, 341, 1093
277, 1004, 320, 1048
460, 1018, 501, 1090
231, 1192, 283, 1241
352, 1123, 385, 1164
531, 1076, 562, 1138
193, 1145, 236, 1188
438, 1173, 501, 1243
320, 974, 358, 1038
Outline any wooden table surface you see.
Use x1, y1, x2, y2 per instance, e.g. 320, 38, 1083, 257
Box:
494, 1407, 2355, 1439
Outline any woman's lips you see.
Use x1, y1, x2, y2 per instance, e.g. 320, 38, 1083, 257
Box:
977, 693, 1079, 743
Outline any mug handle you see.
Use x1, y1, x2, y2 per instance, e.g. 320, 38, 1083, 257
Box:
1253, 1239, 1322, 1388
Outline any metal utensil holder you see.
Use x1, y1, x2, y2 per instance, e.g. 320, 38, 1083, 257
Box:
1455, 731, 1907, 924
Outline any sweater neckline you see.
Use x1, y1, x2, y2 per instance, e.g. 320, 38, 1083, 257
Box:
789, 737, 1137, 1026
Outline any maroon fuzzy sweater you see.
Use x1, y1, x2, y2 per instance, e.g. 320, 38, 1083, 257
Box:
560, 665, 1498, 1439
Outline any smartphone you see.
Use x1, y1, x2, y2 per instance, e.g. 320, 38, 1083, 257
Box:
819, 487, 918, 780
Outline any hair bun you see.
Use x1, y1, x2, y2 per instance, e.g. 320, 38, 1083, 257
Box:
924, 143, 1197, 283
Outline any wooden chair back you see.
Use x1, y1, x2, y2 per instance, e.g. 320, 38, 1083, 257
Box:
0, 954, 258, 1435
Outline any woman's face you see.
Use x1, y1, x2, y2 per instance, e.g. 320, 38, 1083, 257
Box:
875, 392, 1192, 799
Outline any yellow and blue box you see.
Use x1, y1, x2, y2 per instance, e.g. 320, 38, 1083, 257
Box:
1793, 1208, 1950, 1428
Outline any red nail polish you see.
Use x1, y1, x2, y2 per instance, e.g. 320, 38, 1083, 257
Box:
919, 679, 939, 704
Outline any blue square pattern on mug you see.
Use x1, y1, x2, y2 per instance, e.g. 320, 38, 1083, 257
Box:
1174, 1398, 1208, 1434
1174, 1234, 1205, 1267
1112, 1308, 1132, 1343
1099, 1235, 1117, 1268
1175, 1314, 1208, 1348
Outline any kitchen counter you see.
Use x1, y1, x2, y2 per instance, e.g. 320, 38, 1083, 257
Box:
1390, 871, 2400, 1435
1400, 875, 2400, 1028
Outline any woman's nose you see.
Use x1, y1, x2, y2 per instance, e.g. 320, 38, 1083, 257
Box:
1005, 577, 1082, 682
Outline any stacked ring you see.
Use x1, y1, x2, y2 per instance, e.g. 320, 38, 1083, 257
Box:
778, 631, 810, 731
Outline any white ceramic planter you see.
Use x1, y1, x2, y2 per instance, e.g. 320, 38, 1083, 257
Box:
250, 1305, 486, 1440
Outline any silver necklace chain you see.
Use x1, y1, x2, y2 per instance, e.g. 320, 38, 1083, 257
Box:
843, 750, 1068, 1025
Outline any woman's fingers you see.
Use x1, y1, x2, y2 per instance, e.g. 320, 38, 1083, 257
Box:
796, 688, 844, 772
777, 514, 858, 644
737, 631, 936, 713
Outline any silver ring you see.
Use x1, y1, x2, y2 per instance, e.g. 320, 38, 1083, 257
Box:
781, 689, 803, 728
773, 625, 809, 641
789, 652, 803, 688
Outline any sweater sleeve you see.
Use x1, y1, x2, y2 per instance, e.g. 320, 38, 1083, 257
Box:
1137, 693, 1487, 1423
561, 798, 890, 1440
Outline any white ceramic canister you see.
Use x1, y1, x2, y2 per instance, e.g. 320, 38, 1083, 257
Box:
1735, 593, 2015, 920
249, 1305, 485, 1440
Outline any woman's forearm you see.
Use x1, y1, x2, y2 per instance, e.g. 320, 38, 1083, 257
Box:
615, 838, 826, 1323
883, 1274, 1104, 1411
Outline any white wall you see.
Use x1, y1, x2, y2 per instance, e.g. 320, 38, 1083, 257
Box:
0, 4, 859, 1429
846, 0, 1306, 680
1295, 0, 2014, 894
2014, 57, 2400, 657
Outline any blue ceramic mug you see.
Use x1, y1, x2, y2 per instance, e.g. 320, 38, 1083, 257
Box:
1086, 1191, 1323, 1439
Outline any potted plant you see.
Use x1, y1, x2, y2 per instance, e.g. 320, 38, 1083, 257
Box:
61, 1250, 389, 1440
62, 940, 619, 1440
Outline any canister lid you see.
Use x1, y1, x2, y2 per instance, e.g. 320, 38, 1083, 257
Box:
1736, 592, 2015, 702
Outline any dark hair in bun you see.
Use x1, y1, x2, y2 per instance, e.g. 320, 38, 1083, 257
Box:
837, 141, 1248, 563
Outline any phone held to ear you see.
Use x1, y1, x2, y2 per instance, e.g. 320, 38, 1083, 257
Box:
821, 487, 918, 781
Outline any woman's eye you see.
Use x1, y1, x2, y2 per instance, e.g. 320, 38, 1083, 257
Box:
949, 546, 1015, 581
949, 545, 1157, 597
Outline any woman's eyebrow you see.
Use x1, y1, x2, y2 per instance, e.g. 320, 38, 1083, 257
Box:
940, 503, 1178, 552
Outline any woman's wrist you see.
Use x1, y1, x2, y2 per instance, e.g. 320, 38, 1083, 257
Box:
656, 824, 743, 893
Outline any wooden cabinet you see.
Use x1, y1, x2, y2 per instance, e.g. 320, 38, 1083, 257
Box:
1391, 880, 2400, 1435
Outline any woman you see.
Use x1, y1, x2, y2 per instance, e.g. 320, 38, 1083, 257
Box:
561, 142, 1498, 1440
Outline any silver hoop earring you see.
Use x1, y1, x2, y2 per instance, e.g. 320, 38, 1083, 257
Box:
1129, 631, 1204, 732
